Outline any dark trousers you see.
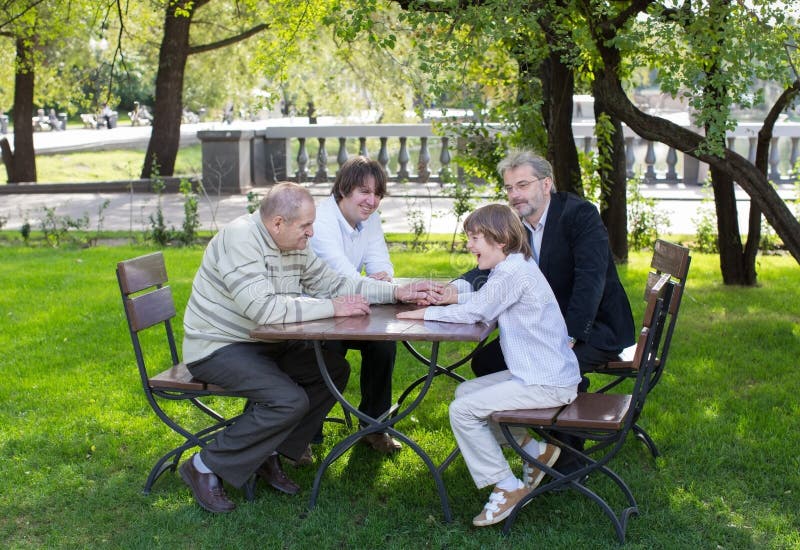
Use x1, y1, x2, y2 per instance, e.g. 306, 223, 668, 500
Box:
187, 341, 349, 487
470, 337, 621, 471
324, 340, 396, 421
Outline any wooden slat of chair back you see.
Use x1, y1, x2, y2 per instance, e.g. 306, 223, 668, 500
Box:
651, 240, 690, 315
117, 252, 202, 390
125, 286, 177, 332
628, 326, 650, 373
642, 272, 682, 315
117, 252, 168, 294
652, 239, 690, 280
637, 273, 670, 338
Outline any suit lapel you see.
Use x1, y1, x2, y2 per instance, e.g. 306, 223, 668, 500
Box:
538, 194, 565, 275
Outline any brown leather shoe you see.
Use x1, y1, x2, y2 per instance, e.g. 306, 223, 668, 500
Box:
361, 432, 402, 454
285, 444, 314, 467
257, 454, 300, 495
179, 455, 236, 513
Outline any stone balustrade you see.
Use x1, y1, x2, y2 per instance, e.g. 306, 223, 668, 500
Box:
198, 120, 800, 194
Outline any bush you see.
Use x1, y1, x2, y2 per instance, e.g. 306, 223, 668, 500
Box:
627, 178, 667, 251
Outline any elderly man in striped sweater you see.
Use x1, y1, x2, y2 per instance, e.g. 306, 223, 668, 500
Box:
178, 182, 441, 513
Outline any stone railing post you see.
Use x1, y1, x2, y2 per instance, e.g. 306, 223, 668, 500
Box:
397, 137, 410, 181
314, 137, 328, 182
257, 132, 291, 184
337, 137, 348, 175
439, 136, 451, 183
666, 147, 678, 181
378, 137, 390, 175
296, 137, 309, 182
418, 137, 431, 183
197, 129, 254, 194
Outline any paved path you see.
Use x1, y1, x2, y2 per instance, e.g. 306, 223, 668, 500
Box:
1, 121, 795, 235
2, 184, 785, 236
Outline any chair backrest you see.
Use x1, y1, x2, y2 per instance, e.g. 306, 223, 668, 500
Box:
629, 273, 673, 372
627, 276, 673, 417
648, 239, 690, 312
642, 240, 690, 389
117, 252, 180, 381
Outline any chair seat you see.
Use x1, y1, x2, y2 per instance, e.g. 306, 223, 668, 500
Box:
149, 363, 226, 393
491, 406, 563, 426
555, 392, 632, 430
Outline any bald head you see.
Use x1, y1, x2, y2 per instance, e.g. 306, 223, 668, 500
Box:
260, 182, 314, 222
259, 182, 316, 251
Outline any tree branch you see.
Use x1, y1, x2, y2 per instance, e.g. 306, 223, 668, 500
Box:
188, 23, 269, 55
0, 0, 48, 32
756, 79, 800, 173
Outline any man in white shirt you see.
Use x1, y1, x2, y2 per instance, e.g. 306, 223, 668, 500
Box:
309, 156, 401, 454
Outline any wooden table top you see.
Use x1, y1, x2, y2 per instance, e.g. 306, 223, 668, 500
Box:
250, 303, 495, 343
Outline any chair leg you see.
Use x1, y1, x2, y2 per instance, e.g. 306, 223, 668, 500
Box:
243, 475, 257, 502
496, 423, 638, 543
144, 442, 193, 494
632, 424, 660, 458
324, 401, 353, 429
437, 446, 461, 474
342, 403, 353, 429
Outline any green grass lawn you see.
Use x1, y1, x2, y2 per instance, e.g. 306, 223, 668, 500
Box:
0, 245, 798, 548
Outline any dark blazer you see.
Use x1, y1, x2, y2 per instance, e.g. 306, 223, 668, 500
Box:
461, 192, 635, 352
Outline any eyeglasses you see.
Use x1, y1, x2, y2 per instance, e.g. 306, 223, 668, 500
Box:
503, 176, 547, 194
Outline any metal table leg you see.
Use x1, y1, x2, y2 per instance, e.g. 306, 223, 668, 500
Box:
308, 340, 453, 522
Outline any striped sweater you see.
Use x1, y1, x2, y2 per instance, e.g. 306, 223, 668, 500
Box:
183, 211, 397, 364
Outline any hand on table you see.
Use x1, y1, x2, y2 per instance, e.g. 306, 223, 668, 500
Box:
332, 295, 371, 317
396, 307, 427, 320
368, 271, 392, 282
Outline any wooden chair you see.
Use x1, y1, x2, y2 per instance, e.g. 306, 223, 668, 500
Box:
593, 239, 690, 457
116, 251, 254, 499
491, 275, 674, 543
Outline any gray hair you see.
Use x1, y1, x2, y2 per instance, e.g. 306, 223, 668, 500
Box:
497, 150, 557, 192
259, 182, 313, 222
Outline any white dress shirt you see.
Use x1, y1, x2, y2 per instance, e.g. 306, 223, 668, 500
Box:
521, 201, 550, 264
310, 194, 393, 279
425, 253, 580, 388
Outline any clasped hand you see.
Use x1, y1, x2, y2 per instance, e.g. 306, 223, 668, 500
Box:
332, 281, 448, 318
394, 280, 447, 304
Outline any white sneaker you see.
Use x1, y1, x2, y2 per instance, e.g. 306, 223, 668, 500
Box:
472, 486, 531, 527
522, 443, 561, 489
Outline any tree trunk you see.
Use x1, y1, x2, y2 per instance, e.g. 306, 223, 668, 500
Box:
10, 37, 36, 183
540, 47, 581, 195
743, 205, 761, 283
142, 4, 194, 178
512, 51, 547, 155
1, 138, 13, 182
709, 166, 751, 284
594, 92, 629, 262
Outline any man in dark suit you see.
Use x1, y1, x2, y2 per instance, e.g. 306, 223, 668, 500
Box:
443, 150, 635, 474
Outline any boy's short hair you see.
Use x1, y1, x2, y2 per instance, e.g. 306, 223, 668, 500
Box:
463, 204, 532, 260
331, 156, 388, 202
